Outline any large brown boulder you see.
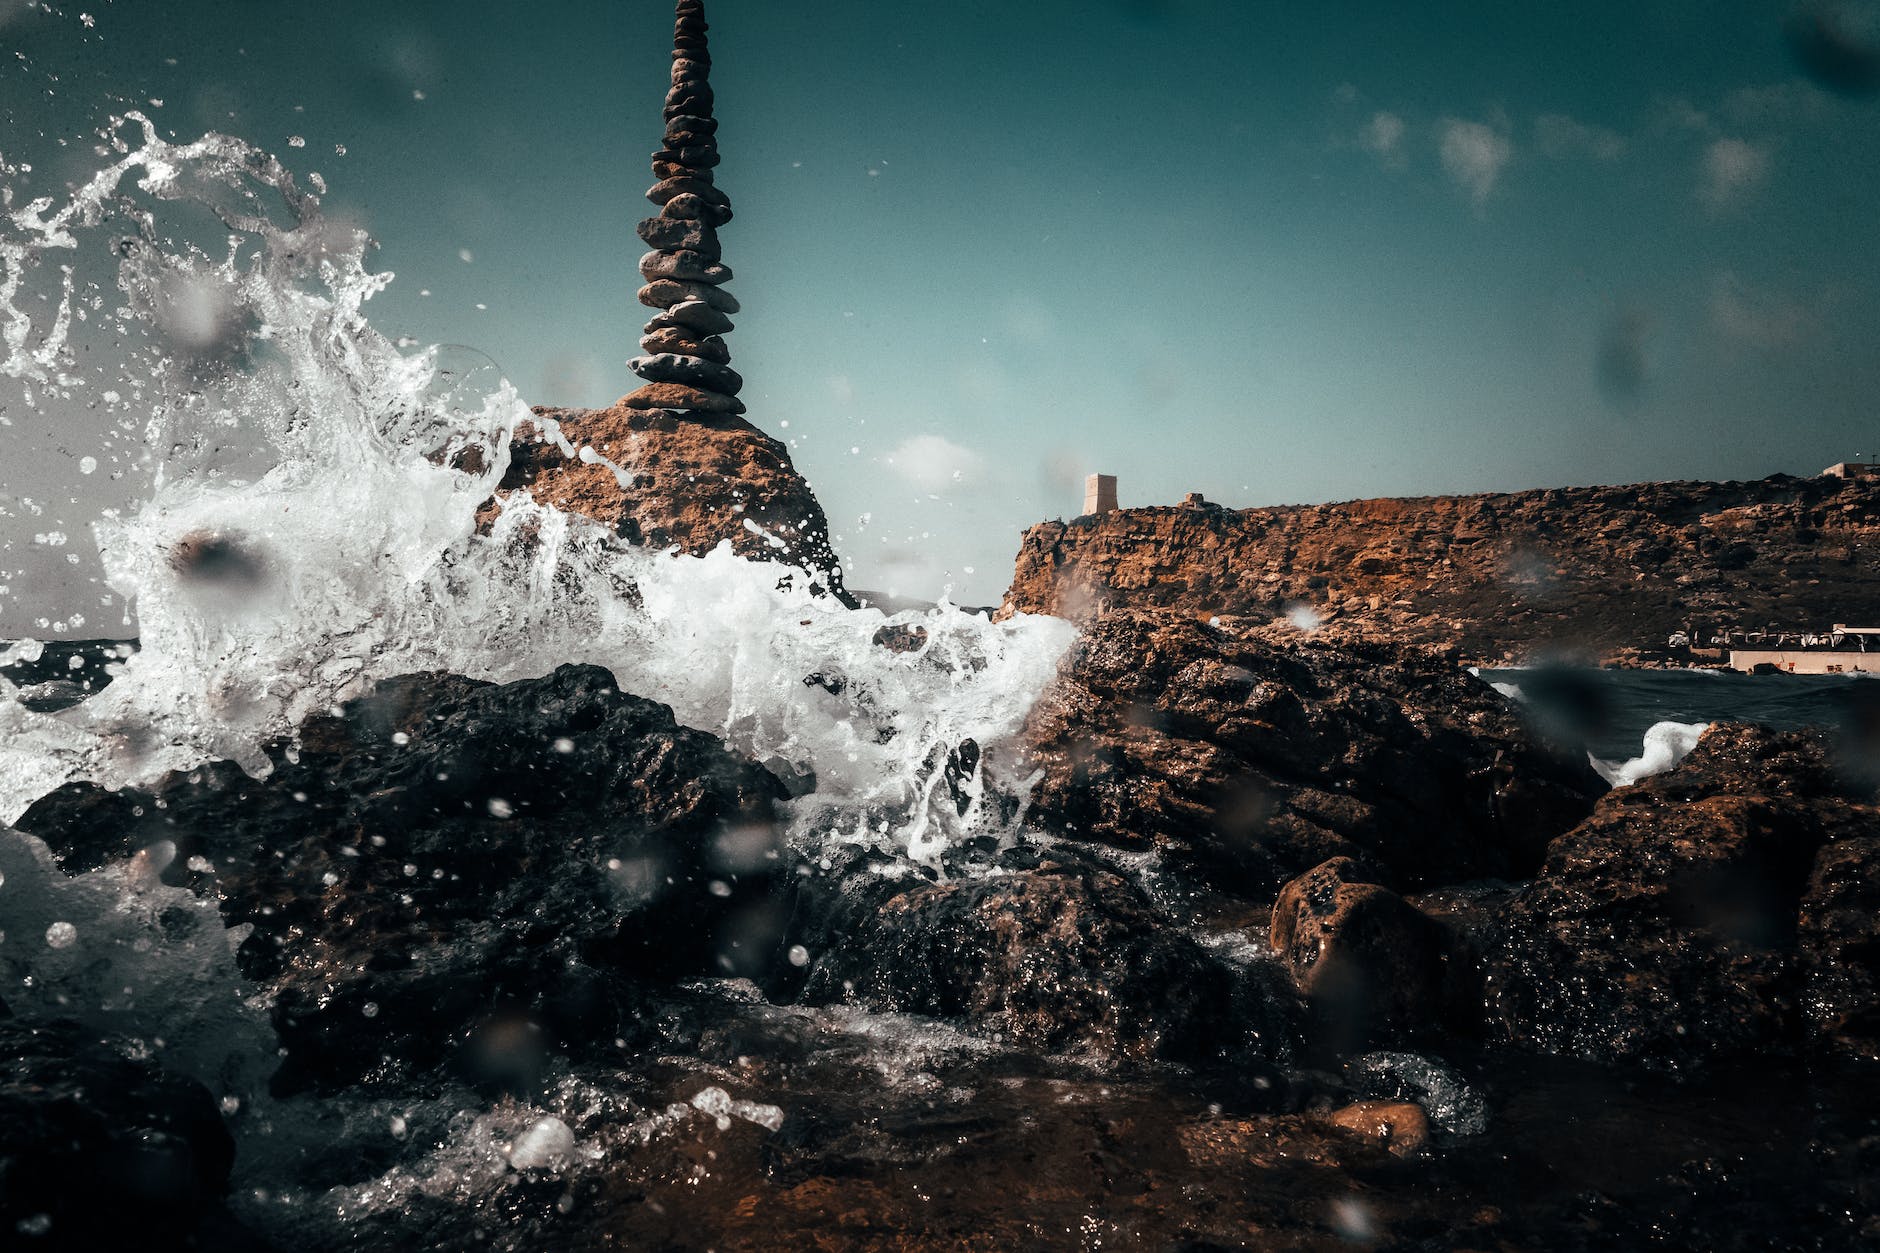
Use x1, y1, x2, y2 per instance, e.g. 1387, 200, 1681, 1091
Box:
481, 404, 850, 601
1269, 857, 1458, 1050
1485, 723, 1880, 1068
1021, 609, 1602, 895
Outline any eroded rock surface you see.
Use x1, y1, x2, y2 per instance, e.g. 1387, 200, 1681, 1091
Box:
16, 664, 788, 1092
1000, 474, 1880, 664
1269, 856, 1459, 1050
1486, 723, 1880, 1067
1021, 609, 1602, 894
793, 845, 1299, 1074
481, 403, 849, 598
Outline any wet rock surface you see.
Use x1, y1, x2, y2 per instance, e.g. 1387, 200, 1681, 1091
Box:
1021, 609, 1602, 894
16, 663, 788, 1093
1270, 857, 1460, 1050
0, 1019, 254, 1252
1486, 723, 1880, 1068
5, 643, 1879, 1248
999, 473, 1880, 665
792, 844, 1300, 1074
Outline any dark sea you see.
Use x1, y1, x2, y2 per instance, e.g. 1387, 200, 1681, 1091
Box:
1477, 664, 1880, 779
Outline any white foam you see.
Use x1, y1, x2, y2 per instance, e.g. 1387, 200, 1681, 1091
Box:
0, 116, 1076, 871
1590, 719, 1708, 788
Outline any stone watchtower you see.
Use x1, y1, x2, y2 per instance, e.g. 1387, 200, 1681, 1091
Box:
621, 0, 744, 417
1084, 473, 1118, 515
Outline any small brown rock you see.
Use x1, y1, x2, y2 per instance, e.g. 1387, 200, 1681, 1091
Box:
647, 176, 724, 206
638, 280, 740, 315
640, 328, 731, 363
647, 300, 735, 336
619, 382, 744, 415
639, 249, 732, 285
1323, 1101, 1430, 1156
636, 217, 720, 258
660, 192, 733, 226
1270, 856, 1452, 1045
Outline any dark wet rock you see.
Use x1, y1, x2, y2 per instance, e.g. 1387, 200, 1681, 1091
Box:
791, 845, 1299, 1073
1343, 1050, 1489, 1136
628, 352, 743, 395
1485, 723, 1880, 1068
1269, 856, 1457, 1048
0, 1019, 242, 1252
1798, 835, 1880, 1059
16, 664, 788, 1094
1022, 609, 1602, 895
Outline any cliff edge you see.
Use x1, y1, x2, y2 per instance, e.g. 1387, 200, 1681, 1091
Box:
999, 474, 1880, 664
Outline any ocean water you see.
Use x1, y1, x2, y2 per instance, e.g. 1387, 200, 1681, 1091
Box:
1478, 664, 1878, 784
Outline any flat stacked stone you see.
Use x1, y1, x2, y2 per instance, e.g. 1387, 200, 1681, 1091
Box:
622, 0, 746, 417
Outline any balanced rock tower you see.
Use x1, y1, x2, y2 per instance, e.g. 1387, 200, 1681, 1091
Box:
622, 0, 745, 417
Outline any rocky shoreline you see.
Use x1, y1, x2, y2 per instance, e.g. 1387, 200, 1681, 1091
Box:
5, 595, 1877, 1248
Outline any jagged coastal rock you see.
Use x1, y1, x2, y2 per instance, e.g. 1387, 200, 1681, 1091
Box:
16, 665, 788, 1093
479, 403, 850, 598
1020, 608, 1604, 894
1484, 722, 1880, 1067
622, 0, 746, 418
1000, 474, 1880, 664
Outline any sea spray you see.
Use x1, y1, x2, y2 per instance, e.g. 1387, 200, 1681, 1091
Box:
0, 117, 1076, 869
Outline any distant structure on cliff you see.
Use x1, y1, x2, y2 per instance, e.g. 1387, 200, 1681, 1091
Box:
1822, 461, 1880, 481
621, 0, 744, 418
1084, 474, 1118, 516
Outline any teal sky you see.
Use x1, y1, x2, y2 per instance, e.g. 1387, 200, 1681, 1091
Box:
3, 0, 1878, 622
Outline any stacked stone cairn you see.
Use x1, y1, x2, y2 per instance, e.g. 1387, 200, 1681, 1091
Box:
622, 0, 745, 417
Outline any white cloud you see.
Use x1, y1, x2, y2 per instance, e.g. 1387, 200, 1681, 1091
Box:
1438, 118, 1514, 204
1722, 80, 1833, 126
1359, 110, 1407, 165
1710, 273, 1814, 348
884, 434, 982, 493
1698, 137, 1770, 210
1534, 113, 1627, 160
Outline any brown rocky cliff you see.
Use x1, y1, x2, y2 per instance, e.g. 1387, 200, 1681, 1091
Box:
478, 404, 850, 601
999, 474, 1880, 664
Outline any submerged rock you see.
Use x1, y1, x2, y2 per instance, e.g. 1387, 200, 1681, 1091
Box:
16, 663, 788, 1093
1486, 723, 1880, 1067
0, 1020, 242, 1252
1022, 609, 1601, 895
